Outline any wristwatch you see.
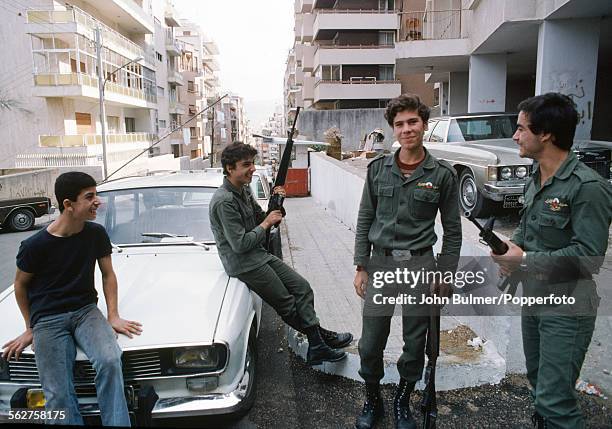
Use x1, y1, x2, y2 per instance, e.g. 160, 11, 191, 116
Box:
519, 251, 528, 271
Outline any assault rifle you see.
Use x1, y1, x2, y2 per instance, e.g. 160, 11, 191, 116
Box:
421, 304, 440, 429
464, 211, 520, 296
265, 107, 300, 251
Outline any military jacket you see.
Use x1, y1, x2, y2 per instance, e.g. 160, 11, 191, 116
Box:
354, 148, 462, 271
511, 151, 612, 279
209, 177, 273, 276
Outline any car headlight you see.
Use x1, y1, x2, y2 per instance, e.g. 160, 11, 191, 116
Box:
515, 166, 528, 179
173, 346, 221, 369
500, 167, 512, 180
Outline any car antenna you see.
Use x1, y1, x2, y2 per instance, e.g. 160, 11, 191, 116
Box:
99, 94, 229, 185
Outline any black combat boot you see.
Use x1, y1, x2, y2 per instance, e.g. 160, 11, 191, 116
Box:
319, 326, 353, 348
394, 378, 416, 429
531, 412, 547, 429
355, 382, 384, 429
304, 325, 346, 365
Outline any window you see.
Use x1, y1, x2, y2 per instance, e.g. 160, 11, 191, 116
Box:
156, 51, 163, 62
158, 119, 167, 129
321, 65, 341, 81
379, 65, 394, 81
378, 31, 395, 46
183, 30, 191, 36
429, 120, 449, 143
378, 0, 394, 10
125, 117, 136, 133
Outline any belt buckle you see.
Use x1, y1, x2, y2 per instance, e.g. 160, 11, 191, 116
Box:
391, 249, 412, 262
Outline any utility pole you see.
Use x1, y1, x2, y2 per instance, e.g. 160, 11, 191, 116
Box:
94, 27, 109, 180
210, 106, 215, 167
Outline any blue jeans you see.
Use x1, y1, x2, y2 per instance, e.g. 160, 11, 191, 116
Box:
32, 304, 130, 426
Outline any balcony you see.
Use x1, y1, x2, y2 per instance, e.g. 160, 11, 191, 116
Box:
315, 44, 395, 66
169, 101, 186, 115
301, 13, 314, 42
38, 132, 156, 148
26, 7, 155, 67
395, 9, 471, 74
314, 79, 401, 102
295, 0, 314, 13
303, 75, 315, 100
32, 73, 157, 108
313, 10, 398, 40
165, 29, 184, 56
165, 2, 180, 27
84, 0, 154, 34
167, 70, 184, 86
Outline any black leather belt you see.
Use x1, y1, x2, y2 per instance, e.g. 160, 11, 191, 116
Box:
378, 246, 432, 257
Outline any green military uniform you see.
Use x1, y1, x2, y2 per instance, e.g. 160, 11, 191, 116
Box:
209, 177, 319, 330
354, 148, 462, 384
510, 151, 612, 428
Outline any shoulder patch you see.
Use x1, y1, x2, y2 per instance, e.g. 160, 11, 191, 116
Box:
367, 154, 387, 168
437, 159, 458, 177
573, 162, 603, 184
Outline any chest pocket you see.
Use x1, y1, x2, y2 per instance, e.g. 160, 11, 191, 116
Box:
538, 212, 571, 249
239, 197, 256, 229
377, 184, 395, 214
411, 189, 440, 219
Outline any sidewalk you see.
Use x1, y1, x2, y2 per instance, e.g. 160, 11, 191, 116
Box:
280, 197, 506, 390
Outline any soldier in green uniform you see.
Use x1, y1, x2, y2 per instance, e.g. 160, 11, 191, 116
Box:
353, 94, 462, 429
209, 142, 352, 366
492, 93, 611, 429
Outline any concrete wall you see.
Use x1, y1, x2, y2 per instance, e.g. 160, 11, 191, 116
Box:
398, 74, 435, 106
0, 167, 103, 201
297, 108, 395, 151
449, 71, 469, 114
505, 78, 535, 112
591, 23, 612, 141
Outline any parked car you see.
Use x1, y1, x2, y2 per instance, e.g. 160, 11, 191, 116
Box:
0, 197, 54, 232
393, 113, 612, 216
0, 170, 266, 423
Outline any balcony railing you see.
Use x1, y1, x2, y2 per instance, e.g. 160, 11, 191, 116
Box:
316, 8, 396, 13
33, 72, 157, 103
26, 7, 155, 65
16, 149, 148, 168
315, 78, 400, 86
38, 133, 156, 148
399, 10, 467, 41
167, 70, 184, 86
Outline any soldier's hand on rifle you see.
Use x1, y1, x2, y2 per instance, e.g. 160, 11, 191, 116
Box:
430, 280, 453, 303
261, 210, 283, 230
491, 240, 523, 276
353, 270, 368, 299
273, 186, 286, 197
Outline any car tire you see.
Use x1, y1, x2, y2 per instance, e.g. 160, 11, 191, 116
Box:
459, 170, 490, 218
235, 335, 258, 416
8, 209, 35, 232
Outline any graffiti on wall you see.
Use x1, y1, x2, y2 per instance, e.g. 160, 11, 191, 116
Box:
550, 72, 593, 126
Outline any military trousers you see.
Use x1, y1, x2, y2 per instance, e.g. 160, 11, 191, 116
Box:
237, 256, 319, 330
358, 255, 434, 384
522, 313, 596, 429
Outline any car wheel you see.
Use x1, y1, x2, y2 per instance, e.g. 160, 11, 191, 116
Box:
459, 170, 490, 218
236, 336, 258, 415
9, 209, 35, 232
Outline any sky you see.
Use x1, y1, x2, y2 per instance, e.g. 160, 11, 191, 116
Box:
174, 0, 294, 129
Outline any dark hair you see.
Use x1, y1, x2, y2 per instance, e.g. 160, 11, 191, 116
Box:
55, 171, 97, 212
384, 93, 430, 126
221, 142, 258, 175
517, 92, 578, 150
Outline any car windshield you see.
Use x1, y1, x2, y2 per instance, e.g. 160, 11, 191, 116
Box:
94, 186, 216, 245
447, 115, 518, 142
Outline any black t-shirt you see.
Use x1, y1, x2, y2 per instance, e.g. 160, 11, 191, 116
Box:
16, 222, 112, 327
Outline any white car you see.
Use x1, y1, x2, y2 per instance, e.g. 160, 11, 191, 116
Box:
0, 170, 271, 424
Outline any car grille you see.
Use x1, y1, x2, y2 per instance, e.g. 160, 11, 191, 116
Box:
7, 349, 163, 386
575, 149, 611, 180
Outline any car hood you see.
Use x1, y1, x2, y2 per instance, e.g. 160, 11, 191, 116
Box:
0, 246, 230, 359
459, 139, 531, 165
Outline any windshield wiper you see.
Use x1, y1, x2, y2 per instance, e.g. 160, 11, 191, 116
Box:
141, 233, 211, 250
141, 232, 188, 238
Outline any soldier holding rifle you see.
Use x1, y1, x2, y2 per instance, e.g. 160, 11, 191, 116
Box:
209, 142, 353, 366
353, 94, 462, 429
492, 93, 611, 429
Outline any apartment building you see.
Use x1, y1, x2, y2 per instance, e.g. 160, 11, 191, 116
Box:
395, 0, 612, 140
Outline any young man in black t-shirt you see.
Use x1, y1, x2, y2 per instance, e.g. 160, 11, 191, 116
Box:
1, 172, 142, 426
